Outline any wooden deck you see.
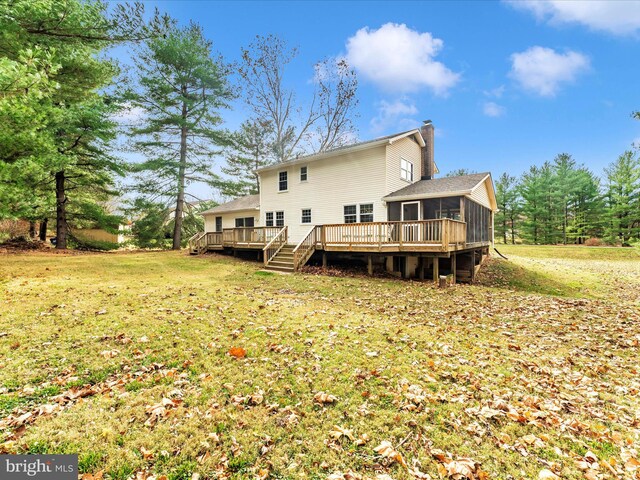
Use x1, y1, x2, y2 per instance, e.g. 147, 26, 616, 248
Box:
190, 219, 489, 256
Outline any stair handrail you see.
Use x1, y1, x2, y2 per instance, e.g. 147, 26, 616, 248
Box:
189, 231, 205, 253
263, 226, 288, 266
292, 226, 317, 271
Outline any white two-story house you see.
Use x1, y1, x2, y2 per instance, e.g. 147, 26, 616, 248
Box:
196, 121, 497, 282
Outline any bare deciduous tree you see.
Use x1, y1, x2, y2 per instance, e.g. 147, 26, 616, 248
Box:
238, 34, 358, 163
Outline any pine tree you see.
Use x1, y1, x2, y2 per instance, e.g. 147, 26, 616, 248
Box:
125, 22, 234, 249
213, 119, 274, 198
604, 151, 640, 244
495, 173, 520, 244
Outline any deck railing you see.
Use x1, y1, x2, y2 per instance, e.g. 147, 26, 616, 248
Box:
263, 226, 288, 266
319, 218, 466, 251
293, 226, 319, 270
222, 226, 282, 246
205, 232, 223, 246
188, 232, 206, 253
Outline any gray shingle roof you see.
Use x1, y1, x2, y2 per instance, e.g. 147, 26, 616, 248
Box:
383, 173, 491, 201
199, 194, 260, 215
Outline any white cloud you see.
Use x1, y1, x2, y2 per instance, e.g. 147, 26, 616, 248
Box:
509, 0, 640, 36
509, 46, 590, 96
112, 103, 146, 124
483, 85, 505, 98
483, 101, 506, 117
345, 23, 460, 94
370, 98, 418, 133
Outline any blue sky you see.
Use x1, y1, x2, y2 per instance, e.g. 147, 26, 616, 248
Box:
115, 0, 640, 197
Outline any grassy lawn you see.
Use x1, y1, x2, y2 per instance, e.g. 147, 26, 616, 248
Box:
0, 248, 639, 479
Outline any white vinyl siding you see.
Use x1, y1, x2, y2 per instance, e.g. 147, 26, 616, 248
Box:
203, 209, 258, 232
469, 179, 492, 209
259, 145, 388, 242
386, 136, 422, 194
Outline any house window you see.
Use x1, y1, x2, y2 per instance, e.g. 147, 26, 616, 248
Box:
344, 205, 357, 224
235, 217, 255, 227
278, 171, 288, 191
359, 204, 373, 223
300, 166, 308, 182
400, 158, 413, 182
275, 211, 285, 227
301, 208, 311, 224
265, 212, 274, 227
215, 216, 222, 232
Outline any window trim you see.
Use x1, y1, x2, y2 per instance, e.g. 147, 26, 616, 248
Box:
359, 203, 374, 223
300, 165, 308, 182
343, 204, 357, 224
400, 157, 414, 182
301, 208, 312, 224
278, 170, 288, 192
401, 201, 421, 221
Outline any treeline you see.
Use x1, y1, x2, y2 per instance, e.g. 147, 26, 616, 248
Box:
495, 148, 640, 245
0, 0, 358, 250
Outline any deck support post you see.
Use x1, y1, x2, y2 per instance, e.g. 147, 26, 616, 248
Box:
471, 250, 476, 283
451, 253, 457, 285
322, 252, 327, 269
367, 256, 373, 276
418, 256, 424, 280
433, 257, 439, 282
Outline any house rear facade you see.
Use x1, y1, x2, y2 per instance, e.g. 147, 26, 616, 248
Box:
196, 121, 496, 281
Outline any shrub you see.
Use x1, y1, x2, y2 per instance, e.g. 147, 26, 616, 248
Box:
584, 238, 603, 247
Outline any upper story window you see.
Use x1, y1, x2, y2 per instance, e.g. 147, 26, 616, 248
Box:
278, 171, 288, 191
300, 166, 308, 182
301, 208, 311, 224
359, 204, 373, 223
265, 212, 274, 227
344, 205, 357, 224
400, 158, 413, 182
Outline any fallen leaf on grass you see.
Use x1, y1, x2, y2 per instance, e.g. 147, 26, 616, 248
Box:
538, 469, 560, 479
314, 391, 337, 404
374, 440, 407, 468
228, 347, 246, 358
329, 425, 355, 442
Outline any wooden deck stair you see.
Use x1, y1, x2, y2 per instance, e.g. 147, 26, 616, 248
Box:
264, 244, 295, 273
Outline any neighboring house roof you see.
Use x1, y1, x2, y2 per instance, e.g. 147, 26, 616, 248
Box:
256, 129, 426, 174
383, 172, 497, 209
200, 194, 260, 215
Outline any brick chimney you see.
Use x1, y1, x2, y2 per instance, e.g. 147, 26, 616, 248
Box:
420, 120, 435, 180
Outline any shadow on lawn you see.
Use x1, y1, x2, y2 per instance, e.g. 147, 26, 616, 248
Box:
476, 257, 581, 297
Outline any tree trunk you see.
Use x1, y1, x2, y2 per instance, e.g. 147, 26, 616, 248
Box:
172, 93, 188, 250
39, 218, 48, 241
28, 221, 36, 239
55, 170, 67, 249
